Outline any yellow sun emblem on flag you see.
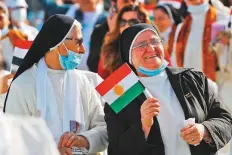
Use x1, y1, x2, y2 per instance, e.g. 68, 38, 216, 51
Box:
113, 85, 124, 96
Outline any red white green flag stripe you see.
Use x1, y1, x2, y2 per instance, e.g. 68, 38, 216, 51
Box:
96, 63, 144, 113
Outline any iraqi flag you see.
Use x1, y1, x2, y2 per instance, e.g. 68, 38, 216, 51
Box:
96, 63, 145, 114
10, 39, 33, 73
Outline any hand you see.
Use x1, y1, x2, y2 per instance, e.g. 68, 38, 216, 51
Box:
180, 123, 205, 145
0, 74, 13, 94
58, 132, 77, 148
58, 147, 72, 155
58, 132, 89, 149
107, 6, 117, 32
140, 98, 160, 128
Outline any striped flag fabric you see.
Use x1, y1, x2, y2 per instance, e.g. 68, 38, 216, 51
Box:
10, 39, 33, 73
96, 63, 145, 114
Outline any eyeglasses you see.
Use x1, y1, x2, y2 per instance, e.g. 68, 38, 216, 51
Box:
132, 39, 163, 51
65, 37, 83, 47
119, 19, 141, 27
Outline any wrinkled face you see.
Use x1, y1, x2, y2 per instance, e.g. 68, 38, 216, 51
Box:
0, 11, 9, 29
60, 26, 85, 56
119, 11, 140, 34
131, 30, 164, 73
117, 0, 134, 11
185, 0, 205, 6
153, 9, 172, 33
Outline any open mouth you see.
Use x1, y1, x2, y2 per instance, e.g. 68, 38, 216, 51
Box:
144, 54, 159, 59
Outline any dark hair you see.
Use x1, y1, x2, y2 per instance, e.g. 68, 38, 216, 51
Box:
154, 4, 183, 25
101, 4, 150, 73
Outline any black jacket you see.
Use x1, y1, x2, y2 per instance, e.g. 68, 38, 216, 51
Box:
87, 20, 109, 73
104, 67, 232, 155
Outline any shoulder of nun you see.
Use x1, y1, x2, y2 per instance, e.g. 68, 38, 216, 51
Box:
77, 70, 103, 86
12, 65, 37, 91
76, 70, 101, 85
181, 69, 207, 86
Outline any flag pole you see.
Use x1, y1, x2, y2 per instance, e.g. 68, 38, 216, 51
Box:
144, 88, 153, 98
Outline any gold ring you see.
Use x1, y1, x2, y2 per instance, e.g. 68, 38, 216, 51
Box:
71, 135, 75, 140
191, 137, 195, 142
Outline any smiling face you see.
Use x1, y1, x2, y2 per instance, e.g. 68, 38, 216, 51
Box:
131, 30, 164, 76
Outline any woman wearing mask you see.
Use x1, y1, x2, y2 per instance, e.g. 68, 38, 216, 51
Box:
98, 4, 150, 79
105, 23, 232, 155
153, 4, 183, 57
4, 14, 107, 155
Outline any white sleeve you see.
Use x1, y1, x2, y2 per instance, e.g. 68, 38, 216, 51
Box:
78, 77, 108, 154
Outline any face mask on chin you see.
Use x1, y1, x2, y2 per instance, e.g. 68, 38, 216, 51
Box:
10, 8, 27, 23
187, 1, 209, 14
138, 60, 169, 77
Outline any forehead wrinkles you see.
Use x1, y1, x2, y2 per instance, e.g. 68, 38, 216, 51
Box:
133, 30, 159, 46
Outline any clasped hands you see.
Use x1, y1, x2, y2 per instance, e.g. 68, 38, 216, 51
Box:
58, 132, 88, 155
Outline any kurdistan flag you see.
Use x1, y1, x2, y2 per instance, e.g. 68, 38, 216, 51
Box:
96, 63, 145, 113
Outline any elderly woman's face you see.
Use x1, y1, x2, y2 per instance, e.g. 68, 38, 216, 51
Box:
131, 30, 164, 73
59, 26, 85, 56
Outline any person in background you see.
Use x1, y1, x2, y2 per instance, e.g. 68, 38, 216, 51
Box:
4, 14, 108, 155
5, 0, 39, 40
0, 2, 28, 71
26, 0, 45, 29
105, 23, 232, 155
153, 4, 183, 58
0, 2, 25, 110
98, 4, 150, 79
87, 0, 137, 73
210, 0, 231, 15
171, 0, 229, 81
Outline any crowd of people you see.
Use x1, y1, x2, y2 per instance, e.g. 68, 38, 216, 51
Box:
0, 0, 232, 155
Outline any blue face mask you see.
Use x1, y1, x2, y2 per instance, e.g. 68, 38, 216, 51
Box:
59, 44, 83, 70
138, 60, 169, 77
187, 1, 209, 14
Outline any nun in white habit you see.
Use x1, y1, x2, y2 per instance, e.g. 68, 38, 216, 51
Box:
3, 14, 108, 155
